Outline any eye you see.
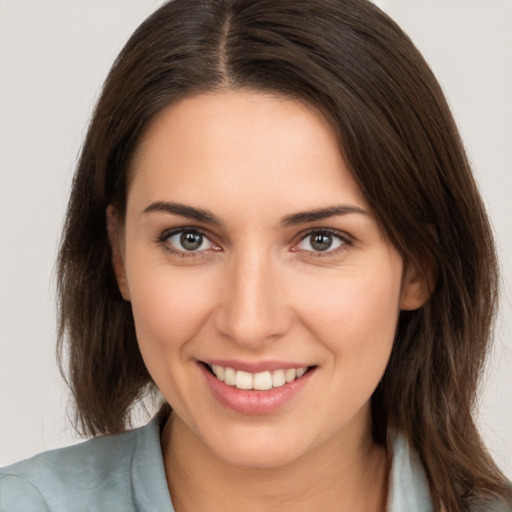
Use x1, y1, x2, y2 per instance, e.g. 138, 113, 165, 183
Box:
161, 228, 216, 254
295, 230, 348, 253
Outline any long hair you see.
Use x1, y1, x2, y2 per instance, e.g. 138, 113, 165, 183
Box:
57, 1, 510, 510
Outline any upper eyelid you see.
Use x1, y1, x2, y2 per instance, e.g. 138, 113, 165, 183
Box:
158, 227, 214, 246
295, 227, 353, 244
159, 226, 212, 241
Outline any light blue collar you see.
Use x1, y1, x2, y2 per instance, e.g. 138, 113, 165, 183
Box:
387, 433, 434, 511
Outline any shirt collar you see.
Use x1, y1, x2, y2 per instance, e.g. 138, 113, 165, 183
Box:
387, 433, 434, 512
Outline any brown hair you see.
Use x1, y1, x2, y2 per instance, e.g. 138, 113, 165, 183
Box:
57, 0, 511, 510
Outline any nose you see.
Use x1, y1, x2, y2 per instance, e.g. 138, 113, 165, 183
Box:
213, 250, 292, 349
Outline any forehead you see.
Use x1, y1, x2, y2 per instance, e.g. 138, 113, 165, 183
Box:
127, 90, 368, 216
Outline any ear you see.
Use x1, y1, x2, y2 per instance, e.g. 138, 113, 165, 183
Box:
106, 205, 130, 301
400, 258, 434, 311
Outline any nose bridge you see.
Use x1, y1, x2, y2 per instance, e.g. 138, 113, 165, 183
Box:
214, 246, 291, 347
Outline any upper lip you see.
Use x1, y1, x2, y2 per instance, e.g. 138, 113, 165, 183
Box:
201, 359, 313, 373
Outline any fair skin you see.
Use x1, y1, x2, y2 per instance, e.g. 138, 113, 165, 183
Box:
109, 90, 429, 511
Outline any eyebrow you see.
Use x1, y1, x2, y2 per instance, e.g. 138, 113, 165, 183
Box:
280, 205, 369, 227
142, 201, 368, 228
142, 201, 223, 226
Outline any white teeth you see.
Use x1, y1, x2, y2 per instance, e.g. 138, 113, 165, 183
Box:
224, 367, 236, 386
284, 368, 297, 382
235, 370, 253, 390
210, 365, 309, 390
253, 371, 272, 391
211, 364, 224, 381
272, 369, 286, 388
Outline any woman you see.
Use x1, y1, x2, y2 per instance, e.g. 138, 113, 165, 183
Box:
1, 0, 510, 510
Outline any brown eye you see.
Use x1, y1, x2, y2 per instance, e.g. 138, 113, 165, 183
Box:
310, 233, 333, 251
296, 230, 346, 253
164, 229, 214, 253
180, 231, 204, 251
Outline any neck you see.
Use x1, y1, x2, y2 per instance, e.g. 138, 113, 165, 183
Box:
161, 412, 389, 512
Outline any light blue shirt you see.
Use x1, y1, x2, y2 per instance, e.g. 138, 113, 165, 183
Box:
0, 415, 433, 511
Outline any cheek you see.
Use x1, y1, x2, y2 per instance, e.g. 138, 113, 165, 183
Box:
296, 263, 402, 361
125, 259, 221, 412
125, 254, 217, 355
297, 266, 402, 422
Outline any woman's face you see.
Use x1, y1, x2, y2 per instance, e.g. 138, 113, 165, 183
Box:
111, 91, 425, 468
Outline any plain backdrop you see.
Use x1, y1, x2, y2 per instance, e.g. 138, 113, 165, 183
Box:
1, 0, 511, 479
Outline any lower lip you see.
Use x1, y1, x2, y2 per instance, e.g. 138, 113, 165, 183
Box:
199, 363, 315, 415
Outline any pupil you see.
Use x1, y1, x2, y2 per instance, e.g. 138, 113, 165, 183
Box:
311, 233, 332, 251
180, 231, 202, 250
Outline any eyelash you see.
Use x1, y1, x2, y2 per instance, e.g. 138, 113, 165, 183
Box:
157, 227, 353, 258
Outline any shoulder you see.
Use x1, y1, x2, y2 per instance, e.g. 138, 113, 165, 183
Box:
0, 415, 173, 511
0, 427, 141, 511
387, 433, 512, 512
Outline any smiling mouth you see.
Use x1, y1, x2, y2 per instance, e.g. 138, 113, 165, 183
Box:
204, 363, 313, 391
